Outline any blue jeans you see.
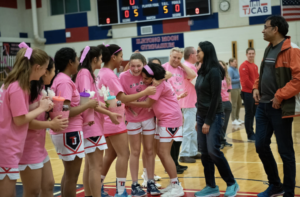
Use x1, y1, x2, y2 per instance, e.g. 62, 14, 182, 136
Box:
241, 91, 256, 138
197, 113, 235, 187
255, 103, 295, 197
180, 108, 198, 157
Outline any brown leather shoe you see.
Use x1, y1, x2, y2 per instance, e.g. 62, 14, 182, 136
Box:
179, 156, 196, 163
190, 153, 202, 159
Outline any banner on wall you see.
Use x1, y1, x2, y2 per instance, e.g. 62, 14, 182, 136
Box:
132, 33, 184, 52
2, 42, 31, 56
239, 0, 271, 17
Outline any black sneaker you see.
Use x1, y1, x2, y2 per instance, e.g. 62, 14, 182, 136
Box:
131, 183, 146, 197
224, 142, 232, 147
177, 165, 188, 171
147, 180, 161, 195
257, 184, 284, 197
176, 166, 184, 174
248, 135, 256, 142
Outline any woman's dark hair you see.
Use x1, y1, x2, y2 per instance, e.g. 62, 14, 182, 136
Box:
30, 56, 53, 102
142, 62, 166, 80
198, 41, 225, 78
97, 44, 122, 64
72, 46, 102, 83
265, 15, 289, 37
148, 58, 161, 66
48, 47, 77, 87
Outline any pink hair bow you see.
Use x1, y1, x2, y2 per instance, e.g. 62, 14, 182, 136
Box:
80, 46, 90, 63
18, 42, 32, 59
103, 43, 110, 47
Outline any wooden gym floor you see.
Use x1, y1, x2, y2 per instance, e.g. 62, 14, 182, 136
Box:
16, 108, 300, 196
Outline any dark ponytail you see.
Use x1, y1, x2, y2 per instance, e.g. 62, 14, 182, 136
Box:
97, 44, 122, 64
30, 56, 54, 102
73, 46, 101, 83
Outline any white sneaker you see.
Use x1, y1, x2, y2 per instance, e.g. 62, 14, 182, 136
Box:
232, 120, 241, 125
154, 175, 161, 181
160, 183, 173, 194
161, 183, 184, 197
237, 119, 244, 124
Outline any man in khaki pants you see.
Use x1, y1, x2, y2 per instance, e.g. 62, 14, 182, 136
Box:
228, 58, 243, 127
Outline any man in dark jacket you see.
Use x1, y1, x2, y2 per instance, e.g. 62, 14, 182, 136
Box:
253, 15, 300, 197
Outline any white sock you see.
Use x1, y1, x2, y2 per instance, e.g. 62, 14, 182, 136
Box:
101, 175, 106, 183
117, 178, 126, 194
170, 177, 179, 185
143, 168, 148, 181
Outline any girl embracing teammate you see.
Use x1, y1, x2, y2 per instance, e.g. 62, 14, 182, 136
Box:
0, 45, 53, 197
119, 53, 161, 196
97, 44, 156, 197
50, 47, 98, 197
73, 46, 121, 197
126, 62, 185, 197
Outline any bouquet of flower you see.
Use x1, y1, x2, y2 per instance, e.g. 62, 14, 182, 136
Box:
98, 85, 111, 108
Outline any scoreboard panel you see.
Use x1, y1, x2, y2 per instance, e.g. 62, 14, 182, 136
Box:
97, 0, 211, 26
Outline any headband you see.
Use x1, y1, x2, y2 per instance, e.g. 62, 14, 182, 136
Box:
80, 46, 90, 63
144, 65, 154, 75
112, 48, 122, 56
18, 42, 32, 59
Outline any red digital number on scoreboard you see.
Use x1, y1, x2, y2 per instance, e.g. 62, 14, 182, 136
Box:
175, 4, 180, 12
195, 8, 200, 14
124, 10, 129, 18
106, 18, 111, 24
129, 0, 135, 5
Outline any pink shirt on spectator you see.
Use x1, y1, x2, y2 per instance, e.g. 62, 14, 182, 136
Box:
97, 67, 127, 135
221, 78, 232, 102
0, 81, 29, 168
162, 62, 187, 100
149, 81, 182, 128
50, 72, 83, 134
75, 68, 104, 138
119, 70, 154, 123
20, 95, 47, 164
178, 61, 197, 108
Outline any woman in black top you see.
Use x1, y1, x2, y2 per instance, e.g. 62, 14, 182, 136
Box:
194, 41, 239, 197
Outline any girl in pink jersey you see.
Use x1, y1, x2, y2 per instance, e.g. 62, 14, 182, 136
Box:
126, 63, 185, 197
50, 47, 99, 197
97, 44, 156, 197
119, 53, 161, 196
19, 57, 68, 197
73, 46, 121, 197
0, 46, 52, 196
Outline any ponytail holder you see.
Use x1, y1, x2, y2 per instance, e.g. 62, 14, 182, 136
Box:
18, 42, 32, 60
103, 43, 110, 47
80, 46, 90, 63
144, 65, 154, 75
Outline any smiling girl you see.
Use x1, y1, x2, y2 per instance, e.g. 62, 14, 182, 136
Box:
0, 46, 52, 196
119, 53, 160, 196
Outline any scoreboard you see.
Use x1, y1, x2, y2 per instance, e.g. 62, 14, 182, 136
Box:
97, 0, 211, 26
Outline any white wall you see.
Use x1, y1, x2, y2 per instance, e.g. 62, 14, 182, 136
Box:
42, 20, 300, 69
1, 0, 299, 69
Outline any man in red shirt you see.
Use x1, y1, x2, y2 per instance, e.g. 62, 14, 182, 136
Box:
239, 48, 259, 141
